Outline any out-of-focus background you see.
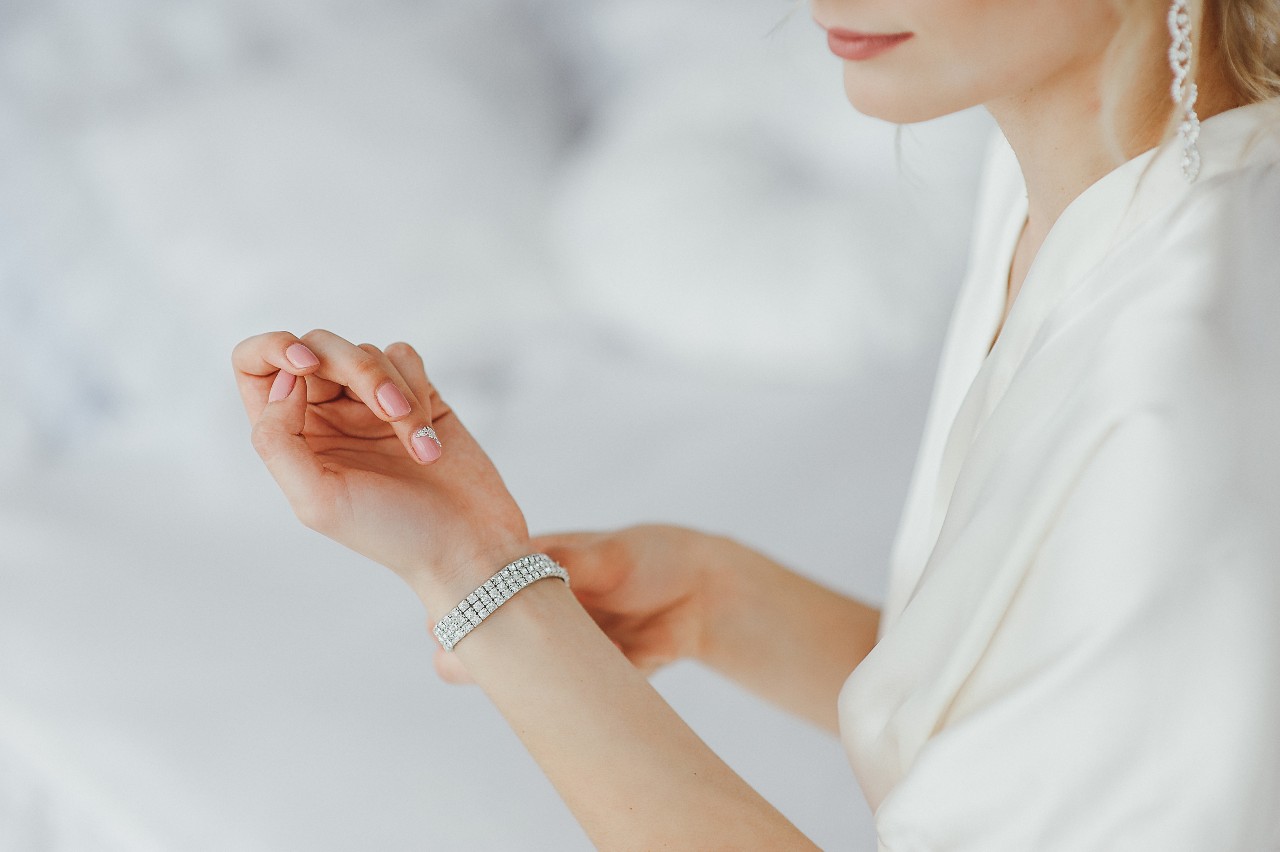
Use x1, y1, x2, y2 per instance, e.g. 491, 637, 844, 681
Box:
0, 1, 994, 849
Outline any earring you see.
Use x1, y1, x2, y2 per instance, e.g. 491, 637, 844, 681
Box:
1168, 0, 1201, 182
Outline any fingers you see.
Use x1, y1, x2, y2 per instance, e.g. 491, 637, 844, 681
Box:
232, 331, 322, 423
529, 531, 598, 555
384, 341, 449, 462
297, 330, 419, 420
250, 371, 333, 527
233, 329, 447, 465
297, 330, 439, 465
350, 342, 441, 465
528, 531, 613, 593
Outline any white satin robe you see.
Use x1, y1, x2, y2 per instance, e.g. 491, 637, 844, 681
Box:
838, 96, 1280, 850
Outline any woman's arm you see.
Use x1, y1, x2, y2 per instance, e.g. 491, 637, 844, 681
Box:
429, 552, 820, 850
234, 331, 822, 849
693, 535, 881, 736
444, 527, 882, 738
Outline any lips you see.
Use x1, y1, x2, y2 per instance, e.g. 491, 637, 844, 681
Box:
824, 27, 913, 61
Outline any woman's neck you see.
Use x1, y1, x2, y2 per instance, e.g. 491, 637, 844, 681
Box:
985, 9, 1246, 251
986, 74, 1120, 253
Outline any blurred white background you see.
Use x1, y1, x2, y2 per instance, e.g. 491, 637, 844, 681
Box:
0, 0, 993, 849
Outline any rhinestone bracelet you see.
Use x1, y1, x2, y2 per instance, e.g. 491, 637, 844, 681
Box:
432, 553, 570, 652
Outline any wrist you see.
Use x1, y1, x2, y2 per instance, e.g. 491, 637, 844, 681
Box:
415, 539, 537, 625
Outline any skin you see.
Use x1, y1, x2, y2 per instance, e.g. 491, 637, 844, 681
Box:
234, 2, 1253, 846
234, 331, 829, 848
813, 0, 1248, 347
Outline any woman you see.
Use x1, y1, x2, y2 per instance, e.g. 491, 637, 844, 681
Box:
233, 0, 1280, 847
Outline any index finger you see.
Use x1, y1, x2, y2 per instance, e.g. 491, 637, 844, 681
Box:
232, 331, 322, 422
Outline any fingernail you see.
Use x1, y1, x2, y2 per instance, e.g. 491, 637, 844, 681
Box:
376, 382, 411, 418
268, 369, 296, 402
285, 343, 319, 369
411, 425, 443, 463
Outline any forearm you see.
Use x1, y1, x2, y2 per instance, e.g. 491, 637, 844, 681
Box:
422, 563, 819, 850
694, 535, 881, 736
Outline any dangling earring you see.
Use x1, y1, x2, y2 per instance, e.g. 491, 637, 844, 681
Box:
1168, 0, 1201, 182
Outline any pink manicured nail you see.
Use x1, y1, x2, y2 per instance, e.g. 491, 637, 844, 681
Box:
411, 425, 442, 464
285, 343, 319, 369
376, 382, 411, 418
268, 369, 296, 402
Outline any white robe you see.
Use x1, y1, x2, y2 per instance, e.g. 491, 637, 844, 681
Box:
838, 96, 1280, 850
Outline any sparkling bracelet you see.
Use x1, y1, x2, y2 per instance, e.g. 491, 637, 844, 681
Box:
432, 553, 570, 652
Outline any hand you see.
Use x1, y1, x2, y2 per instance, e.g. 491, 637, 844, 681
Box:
232, 329, 531, 607
434, 525, 718, 684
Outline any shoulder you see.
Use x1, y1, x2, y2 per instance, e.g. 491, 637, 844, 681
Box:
1051, 152, 1280, 437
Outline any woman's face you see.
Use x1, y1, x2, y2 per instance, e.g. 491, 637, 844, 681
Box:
810, 0, 1124, 123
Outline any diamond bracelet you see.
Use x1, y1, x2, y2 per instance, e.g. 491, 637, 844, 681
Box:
431, 553, 570, 652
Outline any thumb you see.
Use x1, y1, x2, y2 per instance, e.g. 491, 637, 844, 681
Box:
529, 530, 600, 559
250, 372, 328, 520
529, 531, 617, 599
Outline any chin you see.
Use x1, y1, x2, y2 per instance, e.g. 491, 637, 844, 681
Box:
841, 70, 965, 124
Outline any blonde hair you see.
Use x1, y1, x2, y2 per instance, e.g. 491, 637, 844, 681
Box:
1214, 0, 1280, 99
1100, 0, 1280, 167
